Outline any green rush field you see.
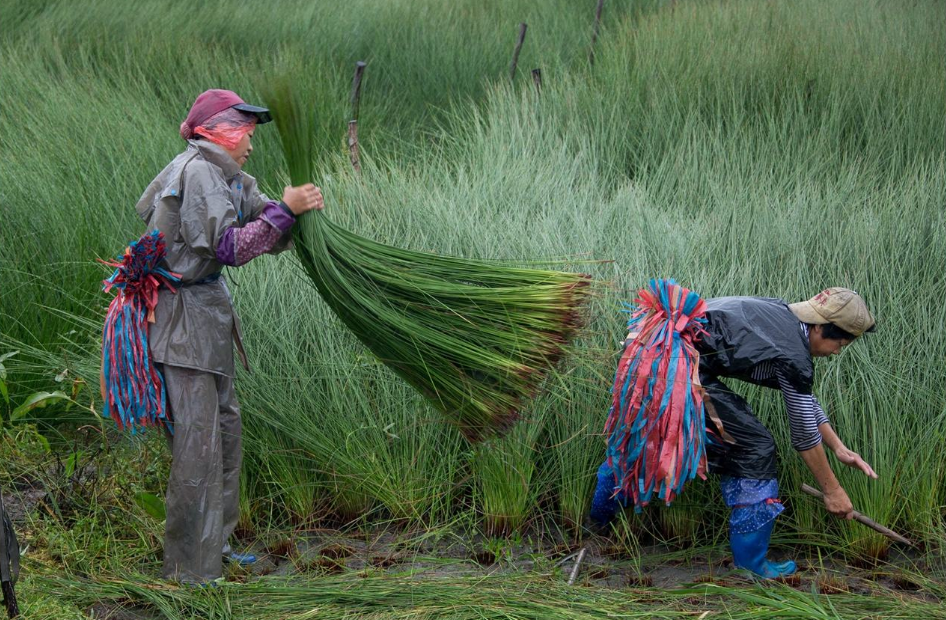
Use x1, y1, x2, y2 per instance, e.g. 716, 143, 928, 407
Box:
1, 0, 944, 617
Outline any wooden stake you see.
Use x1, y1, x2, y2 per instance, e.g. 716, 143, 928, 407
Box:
531, 68, 542, 92
589, 0, 605, 66
350, 60, 367, 121
347, 120, 361, 174
509, 22, 528, 81
800, 483, 914, 546
567, 547, 587, 585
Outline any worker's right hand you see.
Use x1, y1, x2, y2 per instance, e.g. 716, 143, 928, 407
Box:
823, 485, 854, 520
282, 183, 324, 215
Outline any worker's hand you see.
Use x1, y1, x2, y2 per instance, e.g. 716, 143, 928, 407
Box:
834, 446, 878, 479
282, 183, 324, 215
823, 485, 855, 520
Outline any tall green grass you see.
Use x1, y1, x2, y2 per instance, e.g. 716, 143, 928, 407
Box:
1, 0, 943, 562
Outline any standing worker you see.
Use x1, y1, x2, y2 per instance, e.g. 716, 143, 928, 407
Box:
135, 89, 324, 585
591, 286, 878, 579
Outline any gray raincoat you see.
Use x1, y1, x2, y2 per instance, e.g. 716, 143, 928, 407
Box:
136, 139, 292, 583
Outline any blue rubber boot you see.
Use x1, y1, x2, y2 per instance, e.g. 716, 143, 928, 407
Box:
730, 518, 796, 579
222, 544, 257, 566
589, 462, 622, 526
184, 577, 225, 588
226, 551, 257, 565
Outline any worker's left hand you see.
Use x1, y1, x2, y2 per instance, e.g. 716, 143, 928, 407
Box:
835, 446, 878, 479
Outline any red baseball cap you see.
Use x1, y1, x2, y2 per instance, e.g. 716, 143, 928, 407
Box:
180, 89, 272, 139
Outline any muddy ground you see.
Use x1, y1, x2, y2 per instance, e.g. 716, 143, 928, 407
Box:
234, 527, 942, 593
83, 526, 944, 619
4, 486, 943, 619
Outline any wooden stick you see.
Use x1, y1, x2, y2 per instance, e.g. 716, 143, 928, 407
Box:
509, 22, 527, 81
350, 61, 367, 121
567, 547, 587, 585
800, 483, 914, 546
589, 0, 605, 66
531, 68, 542, 92
347, 120, 361, 174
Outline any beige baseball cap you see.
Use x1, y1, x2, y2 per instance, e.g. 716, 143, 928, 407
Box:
789, 288, 876, 337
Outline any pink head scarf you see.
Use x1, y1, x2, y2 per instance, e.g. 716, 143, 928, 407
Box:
179, 89, 271, 148
192, 108, 257, 150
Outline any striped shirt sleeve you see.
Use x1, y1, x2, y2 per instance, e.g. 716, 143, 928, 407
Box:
774, 367, 824, 451
811, 395, 829, 428
750, 361, 827, 451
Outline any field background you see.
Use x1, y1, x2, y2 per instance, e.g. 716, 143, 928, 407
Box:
1, 0, 944, 617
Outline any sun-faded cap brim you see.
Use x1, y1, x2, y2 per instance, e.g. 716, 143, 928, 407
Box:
232, 103, 272, 124
788, 300, 830, 325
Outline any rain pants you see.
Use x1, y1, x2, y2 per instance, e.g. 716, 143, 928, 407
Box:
136, 139, 293, 583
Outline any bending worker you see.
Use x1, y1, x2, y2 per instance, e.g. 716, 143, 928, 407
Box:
137, 89, 323, 584
591, 287, 878, 579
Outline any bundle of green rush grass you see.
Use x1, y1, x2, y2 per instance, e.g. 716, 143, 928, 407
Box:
262, 80, 591, 441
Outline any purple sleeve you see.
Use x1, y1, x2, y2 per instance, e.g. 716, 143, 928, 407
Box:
215, 201, 295, 266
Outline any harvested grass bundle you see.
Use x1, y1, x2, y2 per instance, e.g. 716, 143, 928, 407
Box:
262, 79, 591, 441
